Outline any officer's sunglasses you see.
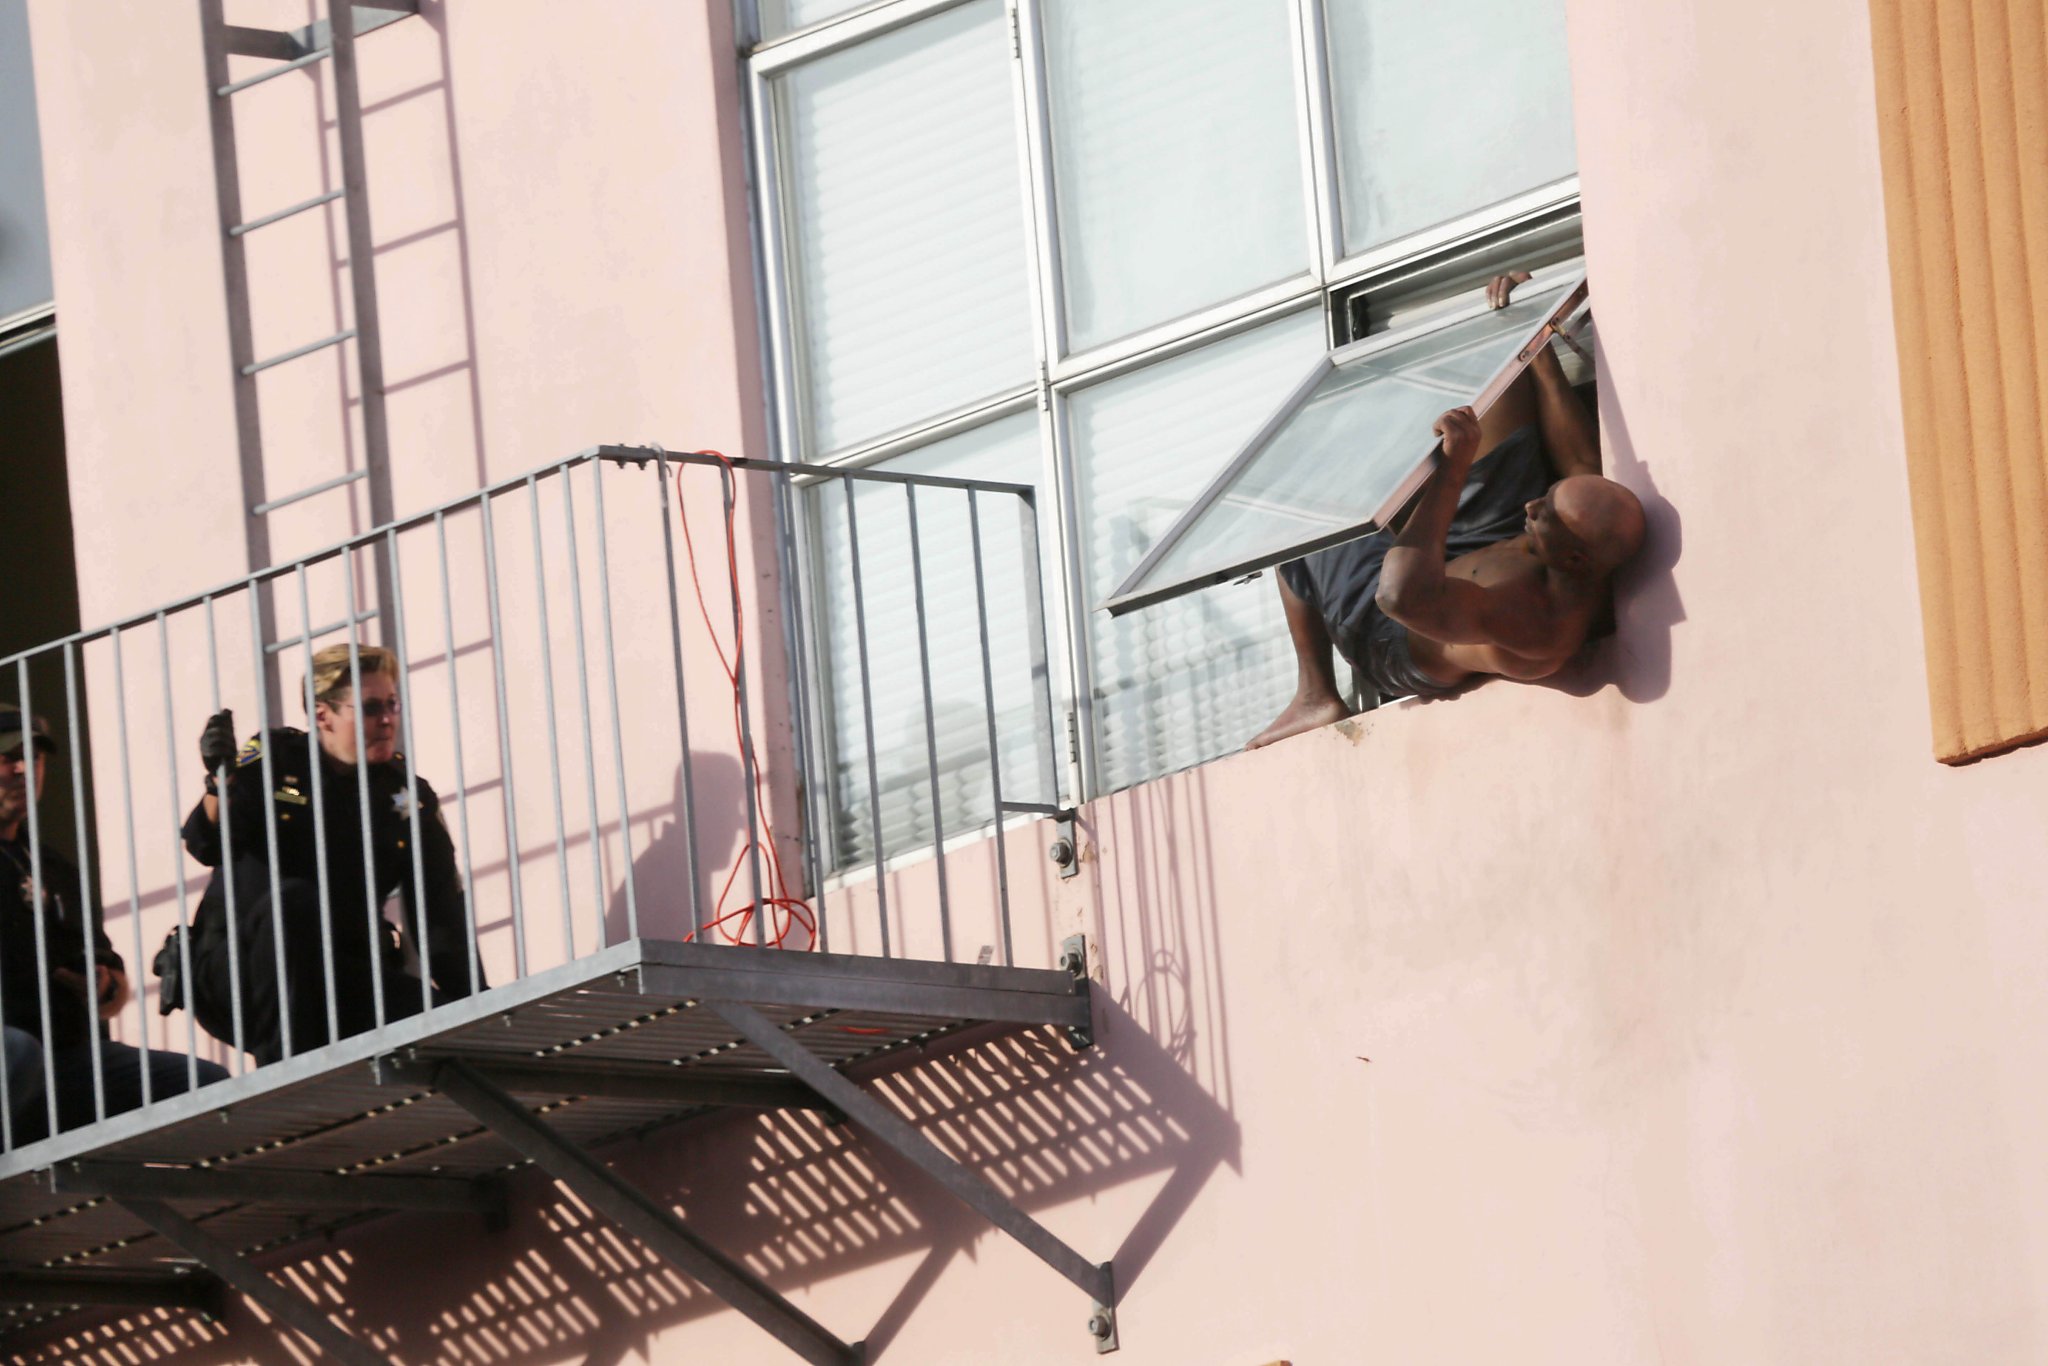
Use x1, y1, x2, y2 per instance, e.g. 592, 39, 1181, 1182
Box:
337, 697, 402, 720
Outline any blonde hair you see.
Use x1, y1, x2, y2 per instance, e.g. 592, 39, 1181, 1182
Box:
305, 644, 399, 712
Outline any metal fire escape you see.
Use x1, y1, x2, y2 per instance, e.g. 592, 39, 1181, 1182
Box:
0, 4, 1124, 1359
0, 939, 1112, 1365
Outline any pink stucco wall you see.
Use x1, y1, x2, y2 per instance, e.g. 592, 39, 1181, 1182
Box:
19, 0, 2048, 1363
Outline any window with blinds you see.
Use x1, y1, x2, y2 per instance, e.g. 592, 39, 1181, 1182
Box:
747, 0, 1581, 871
808, 413, 1055, 868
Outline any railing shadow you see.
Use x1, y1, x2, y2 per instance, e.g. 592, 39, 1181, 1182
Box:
3, 1000, 1237, 1364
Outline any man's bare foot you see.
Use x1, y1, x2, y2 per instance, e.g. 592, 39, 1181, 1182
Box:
1245, 692, 1351, 749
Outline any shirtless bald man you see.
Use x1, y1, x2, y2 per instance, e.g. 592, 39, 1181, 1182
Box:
1247, 273, 1645, 749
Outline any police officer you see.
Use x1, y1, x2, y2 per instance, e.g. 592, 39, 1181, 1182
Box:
182, 645, 484, 1064
3, 702, 225, 1138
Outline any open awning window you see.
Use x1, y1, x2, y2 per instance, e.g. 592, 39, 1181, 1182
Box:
1103, 269, 1589, 616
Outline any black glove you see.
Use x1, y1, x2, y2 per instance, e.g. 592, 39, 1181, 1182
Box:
199, 709, 237, 792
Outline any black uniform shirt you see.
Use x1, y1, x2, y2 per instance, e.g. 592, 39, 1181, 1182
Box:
181, 728, 483, 999
1, 833, 123, 1047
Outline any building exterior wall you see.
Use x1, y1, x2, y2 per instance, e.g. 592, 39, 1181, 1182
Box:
16, 2, 2048, 1365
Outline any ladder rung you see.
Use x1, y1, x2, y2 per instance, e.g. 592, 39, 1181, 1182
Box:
251, 468, 367, 517
231, 189, 344, 237
266, 609, 380, 656
243, 329, 356, 377
216, 46, 331, 98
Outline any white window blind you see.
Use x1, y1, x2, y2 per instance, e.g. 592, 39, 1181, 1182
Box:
811, 412, 1054, 871
776, 0, 1037, 456
1041, 0, 1310, 353
1324, 0, 1578, 255
1069, 310, 1328, 791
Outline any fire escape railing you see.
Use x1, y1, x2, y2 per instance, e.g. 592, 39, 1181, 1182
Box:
0, 445, 1066, 1159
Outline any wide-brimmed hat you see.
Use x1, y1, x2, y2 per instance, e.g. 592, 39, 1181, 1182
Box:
0, 703, 56, 758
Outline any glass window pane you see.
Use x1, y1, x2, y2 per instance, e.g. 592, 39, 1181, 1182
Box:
1112, 276, 1579, 610
1325, 0, 1577, 255
1043, 0, 1310, 352
759, 0, 872, 42
812, 413, 1054, 870
778, 1, 1036, 455
1070, 310, 1327, 792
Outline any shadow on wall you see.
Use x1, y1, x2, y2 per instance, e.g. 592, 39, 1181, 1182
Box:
1084, 763, 1238, 1116
7, 1006, 1238, 1365
604, 755, 748, 946
313, 0, 494, 526
1539, 333, 1687, 703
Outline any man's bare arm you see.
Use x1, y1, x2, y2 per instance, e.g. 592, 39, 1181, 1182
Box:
1489, 271, 1599, 480
1377, 407, 1560, 654
1529, 341, 1599, 479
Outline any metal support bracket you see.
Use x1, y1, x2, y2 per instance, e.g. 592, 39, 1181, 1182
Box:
113, 1197, 386, 1366
427, 1059, 864, 1366
706, 1001, 1118, 1352
1052, 808, 1080, 879
1088, 1298, 1120, 1353
1058, 934, 1094, 1050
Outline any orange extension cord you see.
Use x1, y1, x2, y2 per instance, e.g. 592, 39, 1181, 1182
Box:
672, 453, 818, 950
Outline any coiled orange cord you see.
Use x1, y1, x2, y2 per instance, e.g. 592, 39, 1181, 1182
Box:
672, 453, 817, 949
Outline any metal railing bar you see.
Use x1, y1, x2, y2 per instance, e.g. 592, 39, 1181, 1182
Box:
229, 188, 344, 237
903, 485, 952, 961
721, 465, 767, 945
996, 801, 1068, 817
966, 493, 1015, 968
241, 327, 356, 377
432, 511, 484, 997
202, 598, 247, 1073
296, 567, 342, 1046
342, 566, 386, 1030
2, 449, 1023, 674
16, 657, 60, 1136
524, 475, 575, 959
250, 467, 367, 517
589, 460, 639, 942
773, 473, 830, 954
247, 591, 293, 1060
1015, 491, 1064, 808
656, 457, 705, 936
840, 483, 890, 955
108, 628, 155, 1098
559, 466, 608, 950
478, 496, 528, 978
215, 45, 330, 98
384, 530, 434, 1021
592, 444, 1036, 497
61, 642, 109, 1122
151, 616, 202, 1092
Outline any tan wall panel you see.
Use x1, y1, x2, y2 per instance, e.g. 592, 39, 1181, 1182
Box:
1869, 0, 2048, 762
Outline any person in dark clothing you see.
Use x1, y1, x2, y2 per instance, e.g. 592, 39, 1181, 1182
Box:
1, 703, 226, 1142
182, 645, 484, 1065
1247, 271, 1646, 748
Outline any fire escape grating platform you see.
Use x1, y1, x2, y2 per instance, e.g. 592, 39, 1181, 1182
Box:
0, 938, 1106, 1364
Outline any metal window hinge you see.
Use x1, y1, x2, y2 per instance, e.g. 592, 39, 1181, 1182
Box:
1065, 712, 1080, 766
1009, 2, 1022, 58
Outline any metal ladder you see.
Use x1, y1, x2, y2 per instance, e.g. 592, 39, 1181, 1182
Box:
198, 1, 418, 662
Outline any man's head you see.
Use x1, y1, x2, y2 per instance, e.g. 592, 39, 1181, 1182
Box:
306, 645, 402, 767
0, 704, 54, 837
1524, 475, 1646, 577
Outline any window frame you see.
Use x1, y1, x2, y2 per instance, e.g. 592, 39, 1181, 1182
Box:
1102, 269, 1589, 617
739, 0, 1586, 840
